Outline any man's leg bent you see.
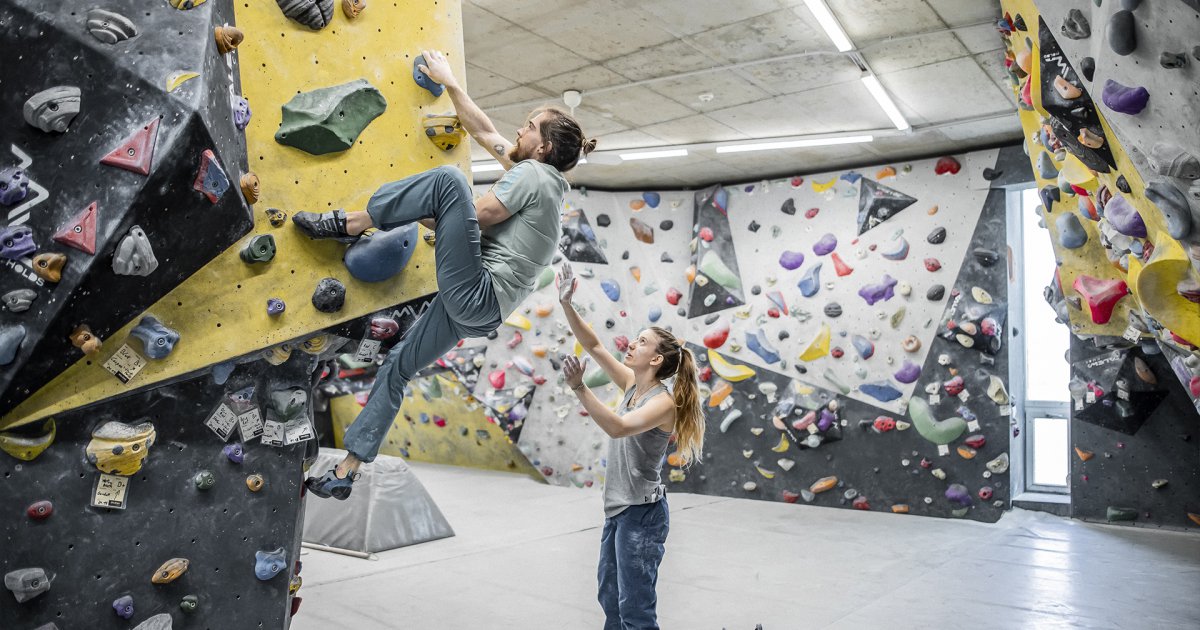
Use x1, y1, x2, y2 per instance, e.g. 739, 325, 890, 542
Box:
342, 297, 463, 463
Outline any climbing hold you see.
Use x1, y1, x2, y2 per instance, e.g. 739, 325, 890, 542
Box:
131, 316, 180, 359
851, 335, 874, 359
193, 470, 215, 490
112, 225, 159, 276
214, 25, 244, 54
1160, 51, 1188, 69
1103, 195, 1146, 237
87, 9, 138, 44
26, 500, 52, 520
629, 217, 655, 244
745, 329, 780, 364
246, 474, 265, 492
101, 118, 160, 176
0, 418, 55, 461
798, 263, 823, 297
232, 94, 252, 132
0, 224, 34, 258
857, 274, 897, 305
908, 397, 967, 445
1038, 152, 1059, 180
266, 207, 288, 228
113, 595, 134, 619
946, 484, 973, 507
53, 201, 98, 254
86, 420, 156, 475
312, 277, 346, 313
779, 250, 805, 270
718, 409, 742, 433
266, 298, 286, 317
223, 443, 244, 464
423, 113, 465, 150
893, 360, 921, 384
275, 0, 334, 28
1055, 212, 1089, 249
1072, 275, 1127, 324
1106, 9, 1136, 56
799, 324, 831, 361
240, 234, 276, 264
1106, 506, 1137, 522
1149, 143, 1200, 180
5, 568, 53, 602
986, 452, 1010, 474
824, 302, 842, 318
0, 324, 25, 366
934, 156, 961, 175
831, 252, 853, 276
276, 80, 387, 155
1145, 181, 1193, 239
0, 168, 29, 207
504, 313, 532, 330
876, 166, 896, 180
707, 349, 755, 382
600, 279, 620, 302
923, 257, 941, 272
152, 558, 190, 585
1060, 9, 1090, 39
193, 149, 231, 203
1101, 79, 1149, 115
813, 233, 837, 256
809, 476, 837, 493
23, 86, 80, 133
411, 53, 446, 97
343, 223, 419, 282
860, 382, 902, 402
703, 321, 730, 349
698, 251, 742, 290
927, 284, 945, 301
881, 234, 909, 260
30, 253, 65, 283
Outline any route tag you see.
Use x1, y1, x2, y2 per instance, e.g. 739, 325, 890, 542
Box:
92, 473, 129, 509
102, 344, 146, 384
205, 403, 238, 441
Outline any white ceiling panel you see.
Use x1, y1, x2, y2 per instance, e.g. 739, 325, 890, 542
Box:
924, 0, 1002, 27
577, 85, 698, 128
646, 71, 773, 113
686, 7, 830, 64
630, 0, 792, 37
742, 54, 864, 96
517, 1, 679, 62
831, 0, 943, 43
862, 31, 970, 75
880, 57, 1013, 124
531, 64, 630, 96
641, 114, 752, 146
465, 63, 520, 99
603, 38, 724, 81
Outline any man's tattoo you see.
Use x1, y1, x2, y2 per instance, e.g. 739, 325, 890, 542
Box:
493, 144, 505, 155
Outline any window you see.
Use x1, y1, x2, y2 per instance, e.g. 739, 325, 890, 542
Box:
1008, 187, 1071, 495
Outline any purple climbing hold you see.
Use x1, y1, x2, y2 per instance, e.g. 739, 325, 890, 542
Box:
1101, 79, 1149, 115
860, 382, 902, 402
813, 233, 837, 256
600, 279, 620, 302
0, 225, 36, 259
113, 595, 134, 619
779, 250, 805, 270
945, 483, 973, 506
231, 94, 252, 131
1103, 195, 1146, 237
817, 409, 836, 432
798, 263, 823, 297
642, 191, 660, 208
223, 442, 244, 464
0, 167, 30, 206
893, 360, 921, 384
857, 274, 897, 305
267, 297, 286, 316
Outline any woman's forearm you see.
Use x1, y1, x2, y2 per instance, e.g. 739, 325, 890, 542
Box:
561, 300, 602, 351
573, 385, 624, 438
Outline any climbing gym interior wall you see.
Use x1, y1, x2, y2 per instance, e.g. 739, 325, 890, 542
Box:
0, 0, 464, 627
998, 0, 1200, 527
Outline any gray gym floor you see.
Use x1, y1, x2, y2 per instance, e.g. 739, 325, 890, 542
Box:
293, 462, 1200, 629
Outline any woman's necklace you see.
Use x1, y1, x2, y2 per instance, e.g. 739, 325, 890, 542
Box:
629, 382, 658, 407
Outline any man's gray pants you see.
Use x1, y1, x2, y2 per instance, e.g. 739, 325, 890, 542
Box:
343, 166, 503, 462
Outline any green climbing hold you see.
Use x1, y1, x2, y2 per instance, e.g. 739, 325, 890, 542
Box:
1106, 506, 1137, 522
698, 251, 742, 291
275, 79, 387, 155
908, 396, 967, 445
536, 266, 556, 291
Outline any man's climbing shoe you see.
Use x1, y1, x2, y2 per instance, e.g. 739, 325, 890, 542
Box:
304, 468, 358, 500
292, 209, 357, 242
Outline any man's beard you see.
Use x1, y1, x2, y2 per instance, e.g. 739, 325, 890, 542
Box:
507, 143, 529, 163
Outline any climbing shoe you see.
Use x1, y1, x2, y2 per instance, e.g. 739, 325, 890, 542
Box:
304, 467, 359, 500
292, 209, 357, 243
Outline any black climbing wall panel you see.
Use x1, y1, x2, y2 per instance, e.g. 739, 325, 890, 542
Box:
0, 354, 315, 629
0, 0, 253, 415
687, 184, 745, 318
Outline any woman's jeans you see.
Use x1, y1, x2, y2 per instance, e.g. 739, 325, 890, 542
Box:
598, 495, 670, 630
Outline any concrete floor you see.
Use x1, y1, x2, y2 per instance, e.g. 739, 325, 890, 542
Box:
293, 463, 1200, 630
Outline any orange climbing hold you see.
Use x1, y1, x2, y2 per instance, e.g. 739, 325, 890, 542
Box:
707, 380, 733, 407
891, 504, 910, 514
666, 452, 684, 467
809, 476, 837, 494
534, 303, 554, 317
1075, 447, 1094, 461
876, 166, 896, 179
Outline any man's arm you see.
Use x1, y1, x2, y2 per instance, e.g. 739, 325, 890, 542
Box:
418, 50, 515, 168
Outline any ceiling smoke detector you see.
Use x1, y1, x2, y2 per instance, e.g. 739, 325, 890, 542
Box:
698, 92, 714, 103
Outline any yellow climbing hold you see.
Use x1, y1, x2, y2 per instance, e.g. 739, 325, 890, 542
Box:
771, 432, 790, 453
504, 313, 532, 330
707, 349, 756, 382
1060, 153, 1096, 185
812, 176, 838, 193
799, 324, 831, 361
165, 71, 200, 92
0, 418, 55, 461
755, 465, 776, 479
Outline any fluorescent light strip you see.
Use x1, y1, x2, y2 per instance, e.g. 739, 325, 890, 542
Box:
472, 161, 505, 173
617, 148, 689, 161
804, 0, 854, 52
716, 135, 875, 154
861, 74, 910, 131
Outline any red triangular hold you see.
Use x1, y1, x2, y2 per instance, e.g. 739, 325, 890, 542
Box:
53, 201, 98, 255
100, 118, 160, 176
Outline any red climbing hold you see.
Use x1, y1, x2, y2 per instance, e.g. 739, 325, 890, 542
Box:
790, 176, 804, 188
26, 500, 53, 520
666, 288, 682, 305
935, 156, 961, 175
53, 201, 98, 255
703, 321, 730, 349
830, 347, 844, 358
767, 308, 780, 318
805, 207, 819, 219
782, 490, 801, 503
873, 416, 896, 432
613, 335, 630, 352
433, 416, 447, 427
852, 496, 871, 510
965, 435, 986, 449
831, 252, 854, 277
1072, 275, 1128, 325
488, 370, 505, 389
100, 118, 160, 176
944, 376, 965, 396
698, 227, 714, 242
698, 366, 713, 383
924, 257, 942, 272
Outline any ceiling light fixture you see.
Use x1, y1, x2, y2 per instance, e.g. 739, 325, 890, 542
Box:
562, 89, 582, 114
715, 135, 875, 154
860, 74, 910, 131
804, 0, 854, 52
617, 148, 689, 161
472, 161, 505, 173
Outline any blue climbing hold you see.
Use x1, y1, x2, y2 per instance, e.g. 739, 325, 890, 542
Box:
0, 324, 25, 366
1055, 213, 1088, 249
648, 306, 662, 323
601, 279, 620, 301
860, 381, 902, 402
840, 171, 862, 184
131, 316, 180, 360
851, 335, 874, 359
642, 192, 660, 208
798, 263, 823, 297
412, 55, 444, 97
254, 547, 287, 581
344, 223, 420, 282
212, 360, 236, 385
745, 328, 780, 364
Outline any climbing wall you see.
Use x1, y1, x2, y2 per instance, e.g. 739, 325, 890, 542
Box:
999, 0, 1200, 528
0, 353, 317, 629
0, 0, 465, 432
469, 146, 1017, 521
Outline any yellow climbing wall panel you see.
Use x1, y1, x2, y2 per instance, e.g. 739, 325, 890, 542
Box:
1002, 0, 1186, 338
329, 378, 543, 480
1, 3, 468, 430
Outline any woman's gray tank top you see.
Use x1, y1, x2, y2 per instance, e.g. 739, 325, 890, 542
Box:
602, 384, 672, 518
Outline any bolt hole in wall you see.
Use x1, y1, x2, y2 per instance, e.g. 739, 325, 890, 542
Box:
1011, 187, 1071, 494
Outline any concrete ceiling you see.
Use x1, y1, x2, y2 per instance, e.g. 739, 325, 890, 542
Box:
461, 0, 1020, 189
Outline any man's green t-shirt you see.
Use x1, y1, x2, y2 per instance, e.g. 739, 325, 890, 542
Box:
481, 160, 568, 317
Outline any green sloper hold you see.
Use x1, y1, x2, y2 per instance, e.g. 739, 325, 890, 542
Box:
275, 79, 387, 155
908, 396, 967, 445
1107, 506, 1137, 522
536, 266, 556, 291
583, 350, 623, 388
698, 250, 742, 291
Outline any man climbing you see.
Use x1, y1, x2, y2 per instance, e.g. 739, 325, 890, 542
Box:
293, 49, 596, 499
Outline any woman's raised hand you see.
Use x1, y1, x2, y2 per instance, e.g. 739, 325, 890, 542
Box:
563, 355, 588, 390
557, 261, 579, 304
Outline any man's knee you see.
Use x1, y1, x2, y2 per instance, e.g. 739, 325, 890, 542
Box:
432, 165, 470, 192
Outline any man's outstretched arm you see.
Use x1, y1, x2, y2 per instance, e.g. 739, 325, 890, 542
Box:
418, 49, 515, 169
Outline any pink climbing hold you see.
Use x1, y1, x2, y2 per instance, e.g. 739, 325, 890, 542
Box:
699, 227, 714, 242
852, 496, 871, 510
831, 252, 853, 277
613, 335, 630, 352
790, 176, 804, 189
488, 370, 505, 389
698, 366, 713, 382
873, 416, 896, 432
506, 331, 523, 349
433, 416, 447, 427
944, 376, 965, 396
666, 288, 682, 305
1072, 275, 1128, 324
805, 207, 819, 219
703, 321, 730, 349
924, 257, 941, 272
1189, 376, 1200, 397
